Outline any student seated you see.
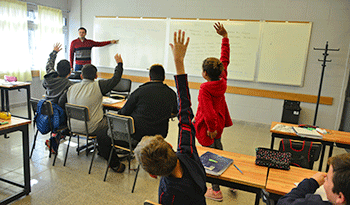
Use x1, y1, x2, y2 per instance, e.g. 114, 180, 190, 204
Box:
277, 153, 350, 205
134, 30, 207, 205
42, 43, 73, 153
118, 64, 177, 143
64, 54, 126, 172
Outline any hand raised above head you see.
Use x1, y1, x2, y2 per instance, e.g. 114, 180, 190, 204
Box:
111, 40, 119, 44
114, 53, 123, 63
169, 30, 190, 75
214, 22, 228, 38
53, 43, 62, 52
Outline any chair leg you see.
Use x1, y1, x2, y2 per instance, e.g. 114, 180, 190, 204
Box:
29, 129, 39, 159
77, 135, 80, 156
63, 134, 72, 166
88, 140, 97, 174
131, 164, 141, 193
52, 138, 59, 166
103, 148, 114, 181
86, 136, 89, 156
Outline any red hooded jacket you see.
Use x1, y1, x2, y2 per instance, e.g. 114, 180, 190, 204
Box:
194, 37, 233, 146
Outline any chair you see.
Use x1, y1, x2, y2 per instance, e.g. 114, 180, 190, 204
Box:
104, 112, 140, 193
30, 98, 64, 166
279, 139, 322, 169
64, 103, 97, 174
108, 78, 132, 99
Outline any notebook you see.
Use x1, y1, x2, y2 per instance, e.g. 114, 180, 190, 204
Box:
292, 127, 323, 139
200, 151, 233, 176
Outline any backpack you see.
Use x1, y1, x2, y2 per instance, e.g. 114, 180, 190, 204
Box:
34, 100, 66, 134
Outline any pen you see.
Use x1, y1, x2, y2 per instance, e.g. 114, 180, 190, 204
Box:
234, 164, 243, 174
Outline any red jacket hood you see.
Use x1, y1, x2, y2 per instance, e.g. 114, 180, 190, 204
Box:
200, 78, 227, 97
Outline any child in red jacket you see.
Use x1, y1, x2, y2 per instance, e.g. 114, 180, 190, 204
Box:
194, 22, 233, 201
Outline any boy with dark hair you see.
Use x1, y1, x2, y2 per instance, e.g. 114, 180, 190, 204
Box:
278, 153, 350, 205
81, 64, 98, 80
134, 30, 207, 205
118, 64, 177, 142
43, 43, 73, 109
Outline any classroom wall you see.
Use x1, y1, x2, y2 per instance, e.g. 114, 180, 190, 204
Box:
65, 0, 350, 130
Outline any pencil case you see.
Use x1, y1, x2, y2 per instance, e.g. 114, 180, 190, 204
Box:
255, 147, 291, 170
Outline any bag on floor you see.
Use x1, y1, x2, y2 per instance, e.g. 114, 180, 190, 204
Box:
255, 147, 292, 170
34, 100, 65, 134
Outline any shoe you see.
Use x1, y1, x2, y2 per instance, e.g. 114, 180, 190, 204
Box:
230, 188, 237, 193
110, 163, 126, 173
205, 187, 223, 202
45, 140, 51, 149
149, 174, 157, 179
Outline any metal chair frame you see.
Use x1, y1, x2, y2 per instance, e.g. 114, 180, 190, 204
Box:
64, 103, 97, 174
104, 112, 140, 193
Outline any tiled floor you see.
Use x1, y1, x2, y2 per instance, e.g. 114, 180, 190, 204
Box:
0, 106, 347, 204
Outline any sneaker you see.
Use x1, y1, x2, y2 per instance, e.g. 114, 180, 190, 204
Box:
110, 163, 126, 173
205, 187, 223, 202
230, 188, 237, 193
45, 140, 50, 149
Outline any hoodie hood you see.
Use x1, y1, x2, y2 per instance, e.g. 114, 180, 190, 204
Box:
200, 78, 227, 97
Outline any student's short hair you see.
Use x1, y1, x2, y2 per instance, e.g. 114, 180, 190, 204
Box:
328, 153, 350, 204
202, 57, 224, 81
134, 135, 177, 176
57, 60, 71, 77
149, 64, 165, 81
78, 27, 87, 33
81, 64, 97, 80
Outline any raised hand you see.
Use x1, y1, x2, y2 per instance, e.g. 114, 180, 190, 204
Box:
169, 30, 190, 75
111, 40, 119, 44
214, 22, 227, 38
114, 53, 123, 63
53, 43, 62, 52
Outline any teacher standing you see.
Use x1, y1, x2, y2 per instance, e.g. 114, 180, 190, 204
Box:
70, 27, 118, 71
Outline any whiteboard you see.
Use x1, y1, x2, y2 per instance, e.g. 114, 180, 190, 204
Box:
257, 22, 312, 86
167, 20, 260, 81
93, 18, 167, 70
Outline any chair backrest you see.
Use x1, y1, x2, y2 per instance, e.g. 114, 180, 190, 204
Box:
279, 139, 322, 169
106, 112, 134, 135
110, 78, 132, 99
65, 103, 90, 135
30, 98, 40, 117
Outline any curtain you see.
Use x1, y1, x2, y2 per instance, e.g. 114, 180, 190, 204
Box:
35, 5, 63, 79
0, 0, 31, 81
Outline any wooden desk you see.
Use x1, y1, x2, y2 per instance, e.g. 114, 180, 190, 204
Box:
0, 82, 31, 120
270, 121, 337, 171
197, 146, 268, 205
0, 117, 31, 204
265, 166, 320, 202
102, 97, 126, 111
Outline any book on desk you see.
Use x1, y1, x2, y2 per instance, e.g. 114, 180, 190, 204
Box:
292, 127, 323, 139
199, 151, 233, 176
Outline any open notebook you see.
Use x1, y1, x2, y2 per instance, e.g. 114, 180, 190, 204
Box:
200, 151, 233, 176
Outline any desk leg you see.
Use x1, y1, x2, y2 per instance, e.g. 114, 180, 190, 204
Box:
21, 124, 31, 194
1, 89, 4, 112
326, 143, 334, 172
255, 190, 262, 205
270, 135, 275, 149
318, 143, 326, 171
26, 85, 31, 120
5, 90, 9, 112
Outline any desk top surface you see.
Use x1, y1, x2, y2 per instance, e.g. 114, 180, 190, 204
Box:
270, 121, 350, 144
0, 117, 31, 131
0, 82, 31, 88
102, 97, 126, 109
266, 166, 320, 196
197, 146, 268, 189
